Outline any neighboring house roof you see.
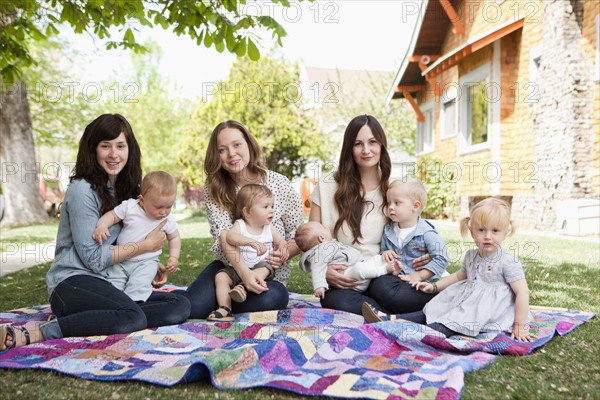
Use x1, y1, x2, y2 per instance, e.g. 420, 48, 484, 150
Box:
304, 66, 391, 108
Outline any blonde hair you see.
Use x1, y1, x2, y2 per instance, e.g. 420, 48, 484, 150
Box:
389, 178, 428, 211
140, 171, 177, 197
460, 197, 516, 237
294, 222, 323, 252
234, 184, 273, 221
204, 120, 268, 215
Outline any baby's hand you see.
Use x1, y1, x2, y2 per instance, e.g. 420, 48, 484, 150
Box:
152, 263, 168, 288
381, 250, 398, 263
411, 281, 435, 293
400, 272, 422, 282
274, 241, 289, 263
511, 324, 536, 342
165, 256, 179, 273
92, 227, 110, 245
251, 242, 267, 256
314, 287, 326, 299
385, 259, 402, 276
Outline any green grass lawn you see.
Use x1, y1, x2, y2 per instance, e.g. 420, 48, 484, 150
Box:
1, 217, 598, 399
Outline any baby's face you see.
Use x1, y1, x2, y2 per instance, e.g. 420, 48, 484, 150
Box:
140, 191, 176, 220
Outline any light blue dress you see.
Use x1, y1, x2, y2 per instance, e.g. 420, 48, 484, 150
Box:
423, 248, 529, 336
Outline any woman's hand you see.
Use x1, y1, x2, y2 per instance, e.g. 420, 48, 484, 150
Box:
240, 268, 269, 294
326, 264, 357, 289
412, 251, 432, 270
144, 220, 167, 253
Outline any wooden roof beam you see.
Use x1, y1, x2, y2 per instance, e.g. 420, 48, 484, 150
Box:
403, 90, 425, 122
395, 85, 427, 93
439, 0, 465, 35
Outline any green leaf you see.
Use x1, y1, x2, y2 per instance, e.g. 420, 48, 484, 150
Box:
124, 28, 135, 43
247, 39, 260, 61
203, 32, 214, 48
215, 39, 225, 53
234, 37, 247, 57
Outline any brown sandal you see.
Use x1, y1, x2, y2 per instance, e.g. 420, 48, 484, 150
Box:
207, 306, 235, 322
229, 284, 247, 303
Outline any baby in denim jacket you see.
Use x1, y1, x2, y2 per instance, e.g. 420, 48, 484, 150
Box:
381, 178, 449, 282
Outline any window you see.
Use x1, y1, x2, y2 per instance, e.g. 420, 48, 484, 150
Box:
441, 97, 457, 139
468, 81, 488, 145
460, 63, 491, 152
416, 102, 434, 154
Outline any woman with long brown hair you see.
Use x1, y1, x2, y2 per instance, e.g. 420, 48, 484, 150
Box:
184, 120, 303, 318
309, 115, 433, 315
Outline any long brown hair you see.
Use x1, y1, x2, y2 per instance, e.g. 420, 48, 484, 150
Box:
204, 120, 267, 215
333, 115, 391, 244
72, 114, 142, 214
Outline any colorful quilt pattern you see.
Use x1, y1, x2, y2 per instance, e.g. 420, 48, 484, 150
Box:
0, 293, 595, 399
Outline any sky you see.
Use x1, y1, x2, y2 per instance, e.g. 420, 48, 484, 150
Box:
67, 1, 421, 100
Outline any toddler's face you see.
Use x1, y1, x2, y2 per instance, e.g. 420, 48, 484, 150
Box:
246, 196, 275, 226
386, 185, 417, 224
140, 191, 176, 220
470, 223, 508, 257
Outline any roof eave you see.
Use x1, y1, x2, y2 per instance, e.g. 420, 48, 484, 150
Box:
385, 0, 429, 105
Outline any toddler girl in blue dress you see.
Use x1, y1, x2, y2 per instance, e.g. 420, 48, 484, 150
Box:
363, 197, 534, 342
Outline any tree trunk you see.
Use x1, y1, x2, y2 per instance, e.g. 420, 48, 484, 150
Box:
0, 82, 48, 226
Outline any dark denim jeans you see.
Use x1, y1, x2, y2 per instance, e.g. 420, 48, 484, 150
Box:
321, 274, 436, 315
183, 260, 289, 319
49, 275, 191, 337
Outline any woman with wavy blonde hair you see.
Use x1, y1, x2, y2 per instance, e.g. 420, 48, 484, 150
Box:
184, 120, 303, 318
309, 115, 433, 315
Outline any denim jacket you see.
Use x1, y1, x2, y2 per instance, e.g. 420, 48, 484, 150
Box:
380, 217, 449, 280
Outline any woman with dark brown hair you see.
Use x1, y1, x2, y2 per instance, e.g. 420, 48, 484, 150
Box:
308, 115, 433, 315
1, 114, 190, 351
183, 120, 303, 319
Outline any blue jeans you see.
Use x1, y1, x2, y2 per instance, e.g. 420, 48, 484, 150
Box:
321, 275, 436, 315
183, 260, 289, 319
49, 275, 191, 337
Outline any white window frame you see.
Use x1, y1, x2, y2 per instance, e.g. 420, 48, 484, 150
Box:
416, 101, 434, 155
440, 90, 457, 140
459, 63, 491, 154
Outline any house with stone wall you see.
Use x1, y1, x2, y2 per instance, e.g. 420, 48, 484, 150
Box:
387, 0, 599, 234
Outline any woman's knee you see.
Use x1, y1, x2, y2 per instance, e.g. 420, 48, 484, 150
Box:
234, 281, 288, 313
162, 295, 191, 325
113, 308, 147, 334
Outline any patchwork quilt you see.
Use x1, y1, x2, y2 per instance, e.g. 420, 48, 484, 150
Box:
0, 293, 594, 399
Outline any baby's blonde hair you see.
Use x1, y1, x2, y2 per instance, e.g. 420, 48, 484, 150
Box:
234, 184, 273, 221
389, 178, 428, 211
140, 171, 177, 197
460, 197, 516, 238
